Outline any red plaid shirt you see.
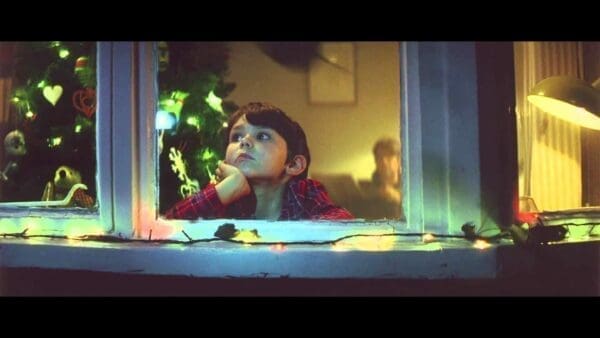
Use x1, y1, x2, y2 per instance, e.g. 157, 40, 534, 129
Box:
164, 178, 353, 220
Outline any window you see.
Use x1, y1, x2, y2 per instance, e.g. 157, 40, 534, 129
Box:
135, 42, 411, 244
135, 41, 492, 244
6, 41, 594, 282
0, 42, 130, 236
139, 41, 596, 246
0, 41, 531, 245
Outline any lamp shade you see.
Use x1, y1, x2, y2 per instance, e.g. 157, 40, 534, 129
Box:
527, 76, 600, 130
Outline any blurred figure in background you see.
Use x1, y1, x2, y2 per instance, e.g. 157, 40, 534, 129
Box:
363, 137, 403, 219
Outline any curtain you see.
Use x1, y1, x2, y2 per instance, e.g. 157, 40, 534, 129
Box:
514, 42, 583, 211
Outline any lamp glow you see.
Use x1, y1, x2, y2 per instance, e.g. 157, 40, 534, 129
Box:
527, 76, 600, 130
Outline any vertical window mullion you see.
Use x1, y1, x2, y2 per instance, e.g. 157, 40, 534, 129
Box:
136, 42, 159, 237
401, 42, 425, 233
111, 42, 136, 235
97, 42, 114, 232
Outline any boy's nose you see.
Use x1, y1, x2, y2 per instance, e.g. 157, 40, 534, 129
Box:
240, 135, 252, 148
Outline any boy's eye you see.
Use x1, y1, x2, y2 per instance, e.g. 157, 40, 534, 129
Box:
256, 132, 271, 141
230, 133, 243, 142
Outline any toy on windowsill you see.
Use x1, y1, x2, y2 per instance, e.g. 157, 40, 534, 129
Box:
1, 130, 26, 183
41, 165, 95, 208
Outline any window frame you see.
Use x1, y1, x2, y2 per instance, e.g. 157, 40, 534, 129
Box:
0, 41, 503, 242
0, 42, 121, 236
3, 41, 599, 284
135, 42, 404, 242
402, 42, 488, 234
0, 41, 549, 281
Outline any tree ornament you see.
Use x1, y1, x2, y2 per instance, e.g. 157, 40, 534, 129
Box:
74, 56, 88, 72
168, 147, 199, 198
1, 130, 27, 182
41, 165, 95, 208
74, 56, 95, 88
205, 90, 224, 114
42, 85, 63, 106
159, 90, 189, 123
72, 87, 96, 118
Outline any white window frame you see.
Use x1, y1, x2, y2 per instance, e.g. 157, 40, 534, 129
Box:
402, 41, 484, 234
0, 41, 508, 280
135, 42, 400, 243
0, 42, 124, 237
135, 41, 485, 244
0, 41, 487, 243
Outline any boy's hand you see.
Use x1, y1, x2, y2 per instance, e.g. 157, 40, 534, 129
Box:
215, 161, 251, 205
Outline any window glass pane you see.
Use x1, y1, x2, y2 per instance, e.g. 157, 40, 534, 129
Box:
0, 42, 97, 208
157, 42, 402, 220
515, 41, 600, 217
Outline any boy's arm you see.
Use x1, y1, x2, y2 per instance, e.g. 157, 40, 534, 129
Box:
164, 161, 251, 220
214, 161, 251, 206
163, 184, 226, 219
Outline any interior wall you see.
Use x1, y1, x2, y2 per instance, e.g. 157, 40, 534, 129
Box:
225, 42, 401, 181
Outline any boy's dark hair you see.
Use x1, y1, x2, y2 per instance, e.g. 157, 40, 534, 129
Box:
225, 102, 311, 179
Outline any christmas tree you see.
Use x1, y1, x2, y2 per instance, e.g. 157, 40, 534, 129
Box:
157, 42, 237, 213
1, 41, 97, 204
0, 41, 237, 210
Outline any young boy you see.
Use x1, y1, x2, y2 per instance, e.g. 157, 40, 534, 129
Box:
164, 102, 353, 220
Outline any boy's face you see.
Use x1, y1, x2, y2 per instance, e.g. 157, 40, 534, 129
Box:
225, 115, 289, 182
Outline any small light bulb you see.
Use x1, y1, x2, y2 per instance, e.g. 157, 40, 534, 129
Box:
422, 233, 435, 243
59, 48, 70, 59
473, 239, 491, 250
271, 243, 286, 252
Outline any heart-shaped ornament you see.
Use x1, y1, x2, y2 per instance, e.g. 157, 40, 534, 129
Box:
72, 88, 96, 118
43, 85, 63, 106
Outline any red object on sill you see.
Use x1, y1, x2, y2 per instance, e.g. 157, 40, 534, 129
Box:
517, 212, 538, 225
518, 196, 539, 226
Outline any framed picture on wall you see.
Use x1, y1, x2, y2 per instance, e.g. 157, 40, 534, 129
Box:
308, 42, 356, 104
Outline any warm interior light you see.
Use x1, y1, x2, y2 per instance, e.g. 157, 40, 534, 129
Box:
527, 76, 600, 130
527, 96, 600, 130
